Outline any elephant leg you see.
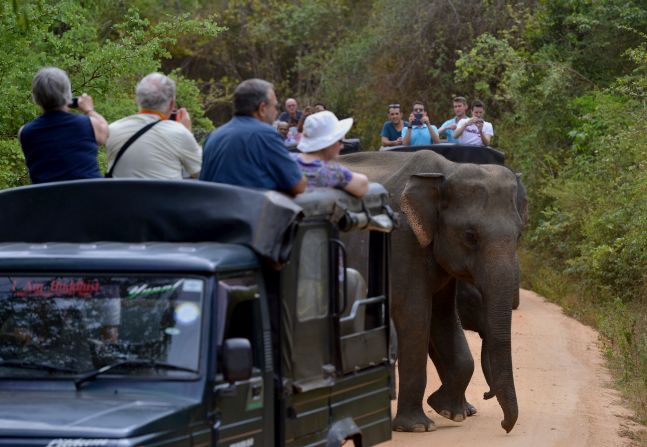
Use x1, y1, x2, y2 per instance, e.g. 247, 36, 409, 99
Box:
480, 337, 495, 400
429, 339, 478, 417
392, 294, 436, 432
427, 278, 475, 422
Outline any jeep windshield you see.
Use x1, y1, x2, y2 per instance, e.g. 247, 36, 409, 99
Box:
0, 275, 203, 379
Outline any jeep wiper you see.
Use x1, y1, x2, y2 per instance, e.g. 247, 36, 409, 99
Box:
75, 359, 198, 390
0, 360, 76, 374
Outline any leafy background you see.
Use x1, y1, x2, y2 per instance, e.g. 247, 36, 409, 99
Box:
2, 0, 646, 438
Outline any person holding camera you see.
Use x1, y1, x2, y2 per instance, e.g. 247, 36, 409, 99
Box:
19, 67, 109, 184
105, 72, 202, 179
453, 99, 494, 146
401, 101, 440, 146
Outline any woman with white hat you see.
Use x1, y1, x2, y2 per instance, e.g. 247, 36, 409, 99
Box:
294, 111, 369, 197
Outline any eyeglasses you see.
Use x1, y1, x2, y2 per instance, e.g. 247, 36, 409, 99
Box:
388, 103, 400, 108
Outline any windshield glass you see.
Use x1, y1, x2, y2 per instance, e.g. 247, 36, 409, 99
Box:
0, 275, 204, 378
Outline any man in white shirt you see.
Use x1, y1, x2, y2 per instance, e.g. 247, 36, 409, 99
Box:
106, 73, 202, 179
453, 99, 494, 146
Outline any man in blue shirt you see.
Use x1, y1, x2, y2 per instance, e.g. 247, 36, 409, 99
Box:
401, 101, 440, 146
200, 79, 306, 196
380, 103, 407, 149
438, 96, 469, 143
277, 98, 302, 127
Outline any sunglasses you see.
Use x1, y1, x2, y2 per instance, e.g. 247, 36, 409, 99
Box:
388, 103, 400, 108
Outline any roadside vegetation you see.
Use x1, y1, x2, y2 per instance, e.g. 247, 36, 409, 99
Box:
1, 0, 646, 437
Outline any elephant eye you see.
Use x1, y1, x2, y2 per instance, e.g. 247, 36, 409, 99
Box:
464, 229, 479, 247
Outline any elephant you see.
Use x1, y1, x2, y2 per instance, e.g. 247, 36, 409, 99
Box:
341, 149, 526, 433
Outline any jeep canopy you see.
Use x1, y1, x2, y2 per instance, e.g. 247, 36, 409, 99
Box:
0, 180, 302, 264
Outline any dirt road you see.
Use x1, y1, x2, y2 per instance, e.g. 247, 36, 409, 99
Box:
382, 289, 644, 447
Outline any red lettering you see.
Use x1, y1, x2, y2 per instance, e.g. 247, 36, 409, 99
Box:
12, 278, 101, 298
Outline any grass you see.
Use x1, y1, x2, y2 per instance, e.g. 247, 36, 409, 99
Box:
520, 248, 647, 444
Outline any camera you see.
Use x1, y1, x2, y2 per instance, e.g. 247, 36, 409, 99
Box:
168, 109, 178, 121
412, 112, 423, 126
69, 97, 79, 109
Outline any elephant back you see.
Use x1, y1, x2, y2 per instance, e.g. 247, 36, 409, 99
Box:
341, 150, 454, 211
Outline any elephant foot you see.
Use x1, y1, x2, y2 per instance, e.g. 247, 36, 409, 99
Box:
483, 389, 495, 400
466, 401, 477, 416
392, 410, 437, 432
427, 389, 468, 422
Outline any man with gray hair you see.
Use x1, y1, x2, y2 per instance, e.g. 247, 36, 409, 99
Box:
200, 79, 306, 195
105, 72, 202, 179
19, 67, 109, 184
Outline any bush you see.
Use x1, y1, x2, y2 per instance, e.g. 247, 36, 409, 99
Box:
0, 139, 29, 189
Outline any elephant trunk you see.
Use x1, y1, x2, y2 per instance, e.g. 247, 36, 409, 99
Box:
481, 258, 519, 433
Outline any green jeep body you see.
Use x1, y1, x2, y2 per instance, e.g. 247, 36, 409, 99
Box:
0, 179, 395, 446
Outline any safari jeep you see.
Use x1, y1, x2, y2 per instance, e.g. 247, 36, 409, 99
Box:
0, 179, 396, 446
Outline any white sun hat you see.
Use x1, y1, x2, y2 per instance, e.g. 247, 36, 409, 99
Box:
297, 111, 353, 153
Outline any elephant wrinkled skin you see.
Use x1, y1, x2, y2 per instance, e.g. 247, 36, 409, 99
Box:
341, 150, 525, 433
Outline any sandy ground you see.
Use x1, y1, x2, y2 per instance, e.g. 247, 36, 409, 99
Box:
381, 289, 645, 447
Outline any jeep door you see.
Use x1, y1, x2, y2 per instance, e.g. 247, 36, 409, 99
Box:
211, 274, 272, 447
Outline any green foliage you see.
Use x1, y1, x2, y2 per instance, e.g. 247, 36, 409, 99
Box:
597, 298, 647, 413
0, 0, 220, 184
169, 0, 358, 125
613, 28, 647, 103
0, 139, 28, 189
524, 90, 647, 424
454, 33, 526, 113
530, 93, 647, 302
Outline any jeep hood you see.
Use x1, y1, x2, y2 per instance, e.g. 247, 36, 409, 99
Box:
0, 389, 199, 439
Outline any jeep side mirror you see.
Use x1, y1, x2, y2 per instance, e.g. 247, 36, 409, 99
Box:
222, 338, 253, 384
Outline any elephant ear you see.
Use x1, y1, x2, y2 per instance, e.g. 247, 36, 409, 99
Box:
400, 173, 444, 248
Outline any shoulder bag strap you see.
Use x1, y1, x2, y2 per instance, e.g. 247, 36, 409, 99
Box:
105, 119, 162, 178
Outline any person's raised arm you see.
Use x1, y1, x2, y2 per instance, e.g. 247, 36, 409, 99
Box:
438, 120, 456, 138
422, 113, 439, 144
176, 107, 193, 132
478, 122, 492, 146
453, 117, 473, 139
78, 93, 109, 145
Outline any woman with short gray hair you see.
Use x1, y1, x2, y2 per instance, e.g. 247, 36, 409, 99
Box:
19, 67, 109, 184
